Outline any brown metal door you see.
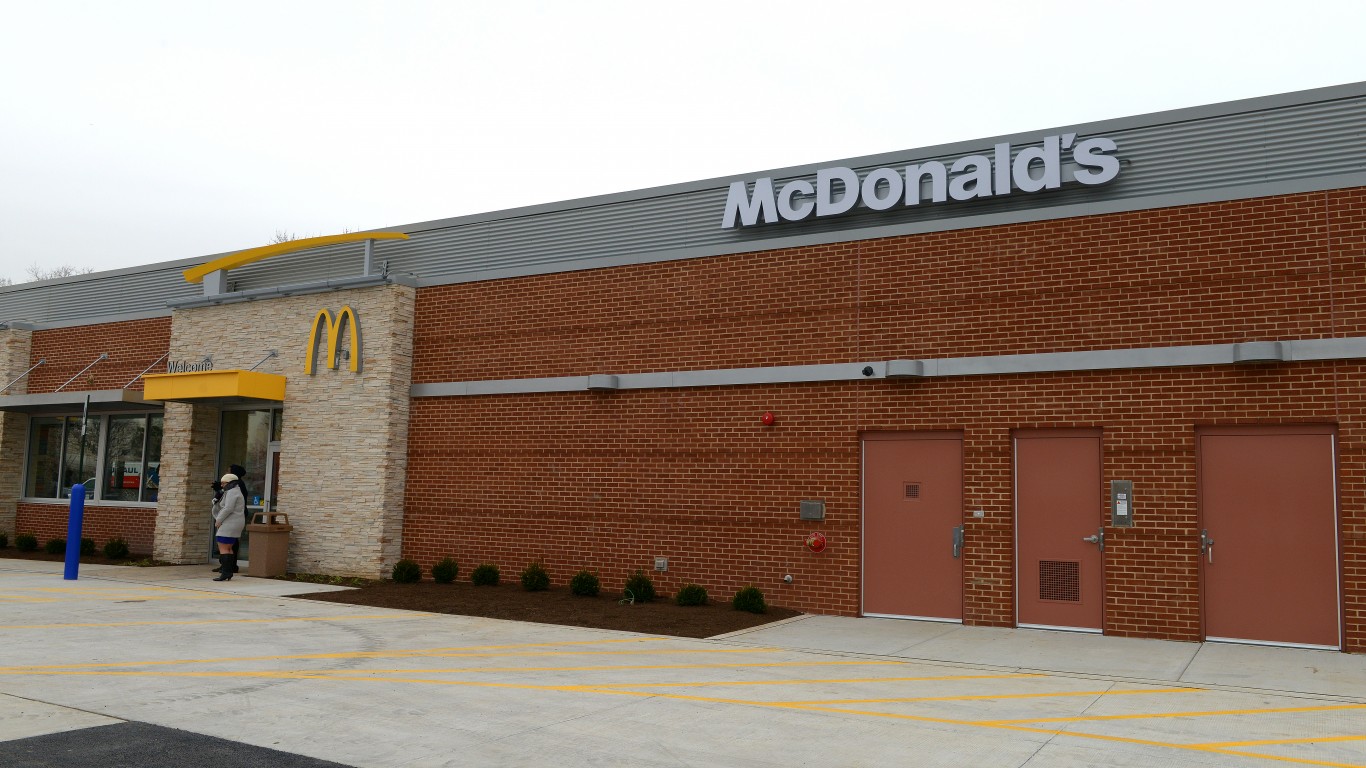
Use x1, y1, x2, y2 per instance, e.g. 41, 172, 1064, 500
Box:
863, 433, 963, 621
1199, 427, 1340, 649
1015, 430, 1104, 631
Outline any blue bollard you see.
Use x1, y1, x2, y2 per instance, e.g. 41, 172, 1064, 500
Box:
64, 483, 86, 580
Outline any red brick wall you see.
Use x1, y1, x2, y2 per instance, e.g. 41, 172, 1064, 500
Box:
15, 502, 156, 556
28, 317, 171, 393
18, 318, 170, 553
405, 187, 1366, 650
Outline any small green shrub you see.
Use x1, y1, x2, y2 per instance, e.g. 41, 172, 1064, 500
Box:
44, 538, 66, 555
520, 562, 550, 591
570, 570, 600, 597
391, 559, 422, 584
103, 538, 130, 559
431, 557, 459, 584
675, 583, 708, 607
471, 563, 500, 586
623, 570, 656, 603
0, 531, 8, 548
16, 533, 38, 552
80, 538, 96, 556
732, 585, 767, 614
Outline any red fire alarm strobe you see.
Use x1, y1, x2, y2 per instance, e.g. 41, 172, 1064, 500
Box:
760, 411, 776, 426
805, 531, 827, 553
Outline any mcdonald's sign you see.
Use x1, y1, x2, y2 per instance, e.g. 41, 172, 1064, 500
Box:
305, 306, 362, 374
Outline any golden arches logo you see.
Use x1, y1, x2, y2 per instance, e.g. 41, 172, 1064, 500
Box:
305, 306, 362, 374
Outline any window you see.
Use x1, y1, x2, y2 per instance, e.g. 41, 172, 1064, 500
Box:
102, 414, 163, 502
23, 413, 163, 502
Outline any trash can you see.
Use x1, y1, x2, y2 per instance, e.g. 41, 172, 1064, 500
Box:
245, 511, 292, 577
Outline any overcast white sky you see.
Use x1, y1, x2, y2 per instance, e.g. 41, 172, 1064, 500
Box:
2, 1, 1364, 285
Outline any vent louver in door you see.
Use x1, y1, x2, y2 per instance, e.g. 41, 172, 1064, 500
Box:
1039, 560, 1080, 602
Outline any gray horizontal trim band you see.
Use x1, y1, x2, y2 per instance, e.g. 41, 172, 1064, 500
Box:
413, 172, 1366, 289
410, 337, 1366, 398
167, 274, 416, 309
0, 389, 160, 413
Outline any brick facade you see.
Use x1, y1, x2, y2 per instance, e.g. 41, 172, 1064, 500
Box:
404, 188, 1366, 651
15, 501, 155, 555
28, 317, 171, 393
0, 320, 168, 549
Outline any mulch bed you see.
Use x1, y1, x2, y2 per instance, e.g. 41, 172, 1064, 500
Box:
291, 580, 802, 639
0, 549, 156, 566
0, 549, 803, 638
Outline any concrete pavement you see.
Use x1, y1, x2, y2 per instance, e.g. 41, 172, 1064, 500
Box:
1, 558, 1363, 767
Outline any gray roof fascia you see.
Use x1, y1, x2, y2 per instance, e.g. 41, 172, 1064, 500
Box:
396, 81, 1366, 237
413, 170, 1366, 289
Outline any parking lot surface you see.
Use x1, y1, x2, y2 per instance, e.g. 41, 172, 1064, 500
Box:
2, 559, 1364, 767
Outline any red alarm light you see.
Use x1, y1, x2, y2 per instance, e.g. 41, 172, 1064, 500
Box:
805, 532, 827, 553
761, 411, 776, 426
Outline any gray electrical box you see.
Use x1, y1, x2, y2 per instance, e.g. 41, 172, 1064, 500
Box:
1111, 480, 1134, 527
799, 500, 825, 520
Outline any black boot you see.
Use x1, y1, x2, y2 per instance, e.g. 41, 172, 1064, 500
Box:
213, 554, 234, 581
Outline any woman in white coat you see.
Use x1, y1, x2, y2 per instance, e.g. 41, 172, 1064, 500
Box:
212, 473, 246, 581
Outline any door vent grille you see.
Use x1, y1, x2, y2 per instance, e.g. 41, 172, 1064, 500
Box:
1039, 560, 1080, 602
904, 483, 921, 500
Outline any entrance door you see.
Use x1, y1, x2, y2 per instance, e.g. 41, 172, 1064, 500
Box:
1199, 426, 1340, 649
863, 432, 963, 621
1015, 430, 1104, 632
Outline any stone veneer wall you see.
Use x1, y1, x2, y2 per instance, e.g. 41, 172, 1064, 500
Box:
0, 328, 33, 537
159, 283, 414, 575
154, 402, 221, 562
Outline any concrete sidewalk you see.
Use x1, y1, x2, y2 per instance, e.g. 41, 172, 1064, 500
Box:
2, 559, 1364, 768
714, 614, 1366, 701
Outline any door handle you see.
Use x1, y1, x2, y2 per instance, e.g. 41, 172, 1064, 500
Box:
1200, 529, 1215, 564
1082, 527, 1105, 552
951, 526, 964, 559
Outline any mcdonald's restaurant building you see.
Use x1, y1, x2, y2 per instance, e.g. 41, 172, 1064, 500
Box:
2, 83, 1365, 652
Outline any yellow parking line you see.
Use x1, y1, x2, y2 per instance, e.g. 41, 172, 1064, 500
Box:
0, 614, 407, 630
979, 703, 1366, 725
575, 687, 1366, 768
0, 650, 1355, 765
586, 673, 1039, 688
1196, 735, 1366, 748
299, 660, 902, 676
765, 699, 1366, 768
788, 687, 1199, 705
0, 639, 766, 672
1195, 746, 1366, 768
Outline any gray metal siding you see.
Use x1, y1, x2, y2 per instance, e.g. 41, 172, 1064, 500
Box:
3, 83, 1364, 327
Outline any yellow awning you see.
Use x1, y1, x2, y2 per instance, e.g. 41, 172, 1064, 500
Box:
143, 370, 286, 405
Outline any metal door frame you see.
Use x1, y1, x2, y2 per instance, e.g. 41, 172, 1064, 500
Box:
263, 440, 281, 514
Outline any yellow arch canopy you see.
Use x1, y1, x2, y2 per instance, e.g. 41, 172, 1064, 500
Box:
182, 232, 410, 284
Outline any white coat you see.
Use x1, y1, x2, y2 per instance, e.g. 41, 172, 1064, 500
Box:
212, 485, 247, 538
